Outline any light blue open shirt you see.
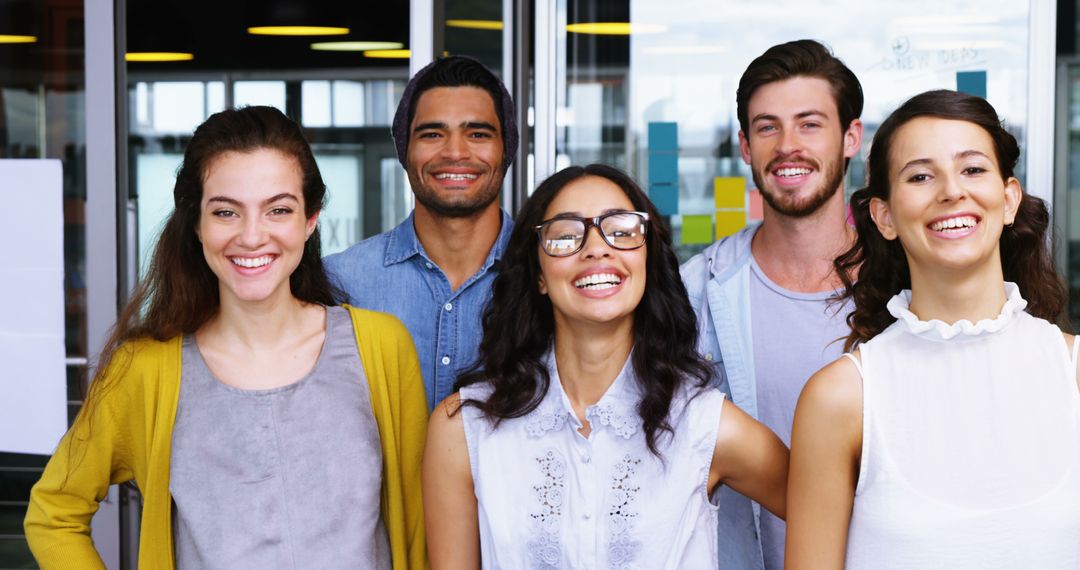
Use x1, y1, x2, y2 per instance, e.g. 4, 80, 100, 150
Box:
680, 223, 768, 570
325, 210, 513, 409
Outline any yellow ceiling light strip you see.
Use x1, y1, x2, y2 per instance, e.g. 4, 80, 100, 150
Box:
311, 41, 404, 51
247, 26, 349, 36
446, 19, 503, 31
0, 35, 37, 44
125, 52, 195, 62
364, 49, 411, 59
565, 22, 666, 35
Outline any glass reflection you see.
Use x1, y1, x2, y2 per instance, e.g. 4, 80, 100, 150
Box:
557, 0, 1031, 262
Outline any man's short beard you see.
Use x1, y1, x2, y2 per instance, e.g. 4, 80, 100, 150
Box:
752, 152, 846, 218
408, 173, 503, 218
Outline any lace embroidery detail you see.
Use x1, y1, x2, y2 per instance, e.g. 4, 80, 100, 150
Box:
528, 449, 566, 569
526, 408, 569, 438
589, 403, 639, 439
607, 454, 642, 568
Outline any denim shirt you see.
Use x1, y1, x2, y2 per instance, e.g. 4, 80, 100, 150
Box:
680, 223, 766, 570
325, 210, 513, 409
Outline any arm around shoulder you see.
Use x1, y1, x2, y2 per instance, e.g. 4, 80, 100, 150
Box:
785, 355, 864, 570
423, 394, 481, 570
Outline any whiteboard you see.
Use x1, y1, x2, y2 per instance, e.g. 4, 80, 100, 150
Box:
0, 159, 68, 455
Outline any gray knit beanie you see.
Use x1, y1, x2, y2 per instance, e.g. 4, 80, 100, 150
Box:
391, 55, 518, 172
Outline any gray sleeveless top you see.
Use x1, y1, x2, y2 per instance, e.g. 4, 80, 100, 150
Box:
170, 306, 390, 569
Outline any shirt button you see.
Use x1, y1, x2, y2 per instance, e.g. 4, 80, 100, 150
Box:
425, 262, 433, 269
441, 356, 451, 365
583, 513, 591, 520
444, 303, 453, 311
582, 454, 591, 464
705, 353, 713, 361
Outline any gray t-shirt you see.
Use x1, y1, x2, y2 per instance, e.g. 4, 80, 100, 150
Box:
170, 306, 390, 569
749, 256, 851, 570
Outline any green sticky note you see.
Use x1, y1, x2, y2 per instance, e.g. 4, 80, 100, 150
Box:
682, 215, 713, 244
715, 210, 747, 239
714, 177, 745, 209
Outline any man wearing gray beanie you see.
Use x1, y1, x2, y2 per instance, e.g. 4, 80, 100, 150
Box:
326, 56, 517, 410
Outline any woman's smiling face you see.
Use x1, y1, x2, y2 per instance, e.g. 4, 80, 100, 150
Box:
197, 148, 317, 308
537, 175, 647, 331
870, 116, 1021, 278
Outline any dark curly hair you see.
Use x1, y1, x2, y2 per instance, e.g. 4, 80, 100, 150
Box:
836, 89, 1066, 350
456, 164, 712, 456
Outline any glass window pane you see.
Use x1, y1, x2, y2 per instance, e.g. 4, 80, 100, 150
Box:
302, 80, 332, 127
557, 0, 1032, 261
152, 82, 205, 133
332, 80, 365, 127
206, 81, 226, 116
233, 81, 286, 110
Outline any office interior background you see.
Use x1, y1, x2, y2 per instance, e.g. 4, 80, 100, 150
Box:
0, 0, 1075, 566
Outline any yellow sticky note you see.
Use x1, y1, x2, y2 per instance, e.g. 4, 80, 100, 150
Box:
682, 215, 713, 244
714, 177, 746, 209
715, 210, 746, 239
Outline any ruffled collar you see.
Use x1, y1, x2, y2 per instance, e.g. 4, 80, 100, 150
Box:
525, 349, 641, 440
886, 281, 1027, 341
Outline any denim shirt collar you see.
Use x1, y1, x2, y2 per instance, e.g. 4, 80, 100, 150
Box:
383, 209, 514, 269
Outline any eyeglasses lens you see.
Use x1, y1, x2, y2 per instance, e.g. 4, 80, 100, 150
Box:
541, 219, 585, 256
600, 213, 646, 249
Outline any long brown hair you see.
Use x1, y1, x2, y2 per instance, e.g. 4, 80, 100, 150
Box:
85, 106, 340, 408
836, 90, 1066, 351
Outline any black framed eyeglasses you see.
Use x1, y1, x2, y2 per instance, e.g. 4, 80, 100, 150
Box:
534, 211, 650, 257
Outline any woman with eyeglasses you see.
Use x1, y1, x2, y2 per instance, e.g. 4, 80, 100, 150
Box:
422, 163, 788, 569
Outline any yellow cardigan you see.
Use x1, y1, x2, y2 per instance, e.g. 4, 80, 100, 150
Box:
25, 306, 429, 569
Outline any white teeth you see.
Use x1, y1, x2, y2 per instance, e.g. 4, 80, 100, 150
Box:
573, 273, 622, 289
434, 173, 478, 181
774, 167, 811, 177
231, 255, 273, 268
929, 216, 978, 232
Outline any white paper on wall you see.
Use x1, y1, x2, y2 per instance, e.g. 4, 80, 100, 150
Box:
0, 159, 68, 456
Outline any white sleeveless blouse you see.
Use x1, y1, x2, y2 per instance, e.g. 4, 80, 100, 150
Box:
460, 351, 725, 570
845, 283, 1080, 569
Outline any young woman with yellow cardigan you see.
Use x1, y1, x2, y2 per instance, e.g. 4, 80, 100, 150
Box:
24, 107, 428, 569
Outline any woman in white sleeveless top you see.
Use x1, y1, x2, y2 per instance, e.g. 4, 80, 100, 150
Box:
423, 164, 789, 569
787, 90, 1080, 569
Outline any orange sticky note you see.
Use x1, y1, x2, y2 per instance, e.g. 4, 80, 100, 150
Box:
748, 188, 763, 221
715, 210, 746, 239
714, 177, 746, 209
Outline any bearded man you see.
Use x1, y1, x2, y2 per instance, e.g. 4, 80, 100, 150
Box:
326, 56, 517, 409
680, 39, 864, 570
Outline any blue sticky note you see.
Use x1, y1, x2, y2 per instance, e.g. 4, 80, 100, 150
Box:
649, 184, 678, 215
957, 71, 987, 99
649, 152, 678, 185
648, 122, 678, 151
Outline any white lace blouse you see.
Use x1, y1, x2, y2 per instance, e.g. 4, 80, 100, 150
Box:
844, 283, 1080, 569
459, 351, 725, 570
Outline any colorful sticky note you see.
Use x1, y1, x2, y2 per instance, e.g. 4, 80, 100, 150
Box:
649, 184, 679, 215
682, 215, 713, 244
715, 210, 747, 239
748, 188, 763, 221
649, 152, 678, 185
648, 122, 678, 151
714, 177, 746, 209
957, 71, 987, 99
